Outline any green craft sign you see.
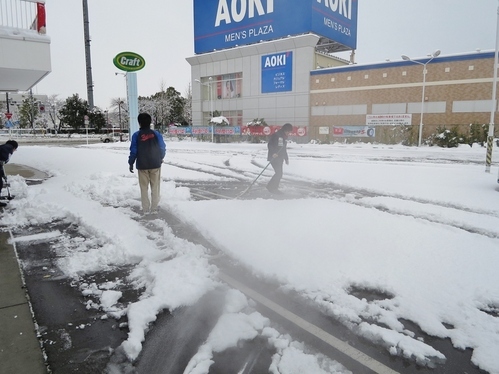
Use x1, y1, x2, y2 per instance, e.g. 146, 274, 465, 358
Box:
113, 51, 145, 72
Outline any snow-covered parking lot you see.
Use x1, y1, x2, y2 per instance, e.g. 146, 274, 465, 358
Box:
2, 139, 499, 373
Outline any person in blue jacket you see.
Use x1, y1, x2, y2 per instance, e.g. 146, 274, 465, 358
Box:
128, 113, 166, 214
0, 140, 18, 206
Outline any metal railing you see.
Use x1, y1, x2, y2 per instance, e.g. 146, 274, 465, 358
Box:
0, 0, 44, 32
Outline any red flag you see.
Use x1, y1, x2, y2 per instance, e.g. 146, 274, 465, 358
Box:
37, 2, 46, 34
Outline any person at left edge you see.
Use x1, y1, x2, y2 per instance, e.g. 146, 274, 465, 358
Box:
128, 113, 166, 214
0, 140, 18, 206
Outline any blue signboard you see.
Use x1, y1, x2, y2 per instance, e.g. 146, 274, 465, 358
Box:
4, 120, 13, 128
261, 51, 293, 93
312, 0, 358, 49
193, 0, 357, 54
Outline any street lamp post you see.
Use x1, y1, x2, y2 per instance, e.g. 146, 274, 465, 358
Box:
115, 72, 127, 134
195, 77, 214, 142
487, 0, 499, 175
402, 50, 441, 147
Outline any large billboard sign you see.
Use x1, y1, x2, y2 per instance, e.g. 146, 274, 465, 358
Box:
261, 52, 293, 93
194, 0, 358, 54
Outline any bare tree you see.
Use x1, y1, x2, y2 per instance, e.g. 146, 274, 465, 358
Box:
183, 83, 192, 126
109, 97, 127, 131
45, 94, 64, 131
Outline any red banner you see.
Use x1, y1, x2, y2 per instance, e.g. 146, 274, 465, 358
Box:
192, 127, 210, 135
37, 3, 46, 34
241, 125, 307, 137
169, 128, 188, 135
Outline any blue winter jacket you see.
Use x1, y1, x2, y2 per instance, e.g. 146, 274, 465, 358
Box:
128, 129, 166, 170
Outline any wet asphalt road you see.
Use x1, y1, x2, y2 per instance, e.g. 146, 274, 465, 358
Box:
11, 199, 489, 374
4, 150, 491, 373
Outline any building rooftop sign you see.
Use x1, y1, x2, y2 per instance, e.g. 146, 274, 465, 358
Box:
194, 0, 358, 54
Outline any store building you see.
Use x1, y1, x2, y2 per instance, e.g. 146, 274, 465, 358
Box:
310, 51, 497, 143
187, 0, 358, 138
187, 1, 495, 143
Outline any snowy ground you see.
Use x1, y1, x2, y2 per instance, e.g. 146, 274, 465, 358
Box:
2, 138, 499, 373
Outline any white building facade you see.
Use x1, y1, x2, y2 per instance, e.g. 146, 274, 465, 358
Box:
187, 0, 358, 136
188, 34, 324, 129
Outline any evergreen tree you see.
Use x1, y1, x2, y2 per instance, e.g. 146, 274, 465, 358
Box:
59, 94, 88, 131
164, 86, 186, 125
88, 109, 106, 131
467, 123, 488, 147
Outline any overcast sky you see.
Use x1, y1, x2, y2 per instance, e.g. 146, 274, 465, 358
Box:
33, 0, 498, 109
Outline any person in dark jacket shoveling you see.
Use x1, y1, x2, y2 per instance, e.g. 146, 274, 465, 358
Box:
266, 123, 293, 194
0, 140, 18, 206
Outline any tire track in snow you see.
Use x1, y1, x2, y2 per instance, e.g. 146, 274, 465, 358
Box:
164, 158, 499, 240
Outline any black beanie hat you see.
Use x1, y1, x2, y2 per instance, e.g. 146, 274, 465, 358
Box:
6, 140, 18, 149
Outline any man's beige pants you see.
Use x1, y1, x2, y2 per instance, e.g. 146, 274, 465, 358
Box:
138, 168, 161, 212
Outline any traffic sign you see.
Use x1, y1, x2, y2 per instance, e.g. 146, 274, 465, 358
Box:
5, 112, 12, 120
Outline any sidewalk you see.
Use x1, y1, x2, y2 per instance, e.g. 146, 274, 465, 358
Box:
0, 164, 47, 373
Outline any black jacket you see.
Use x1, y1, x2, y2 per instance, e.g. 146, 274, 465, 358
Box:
267, 129, 289, 162
0, 144, 15, 163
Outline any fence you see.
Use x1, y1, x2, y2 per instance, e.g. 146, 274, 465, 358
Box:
0, 0, 45, 33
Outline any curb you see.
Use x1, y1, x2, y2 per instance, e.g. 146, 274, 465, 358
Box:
0, 231, 47, 373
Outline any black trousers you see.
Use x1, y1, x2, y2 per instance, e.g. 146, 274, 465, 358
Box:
0, 165, 4, 194
267, 159, 284, 191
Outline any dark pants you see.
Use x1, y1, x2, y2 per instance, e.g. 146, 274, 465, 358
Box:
267, 159, 284, 191
0, 166, 4, 195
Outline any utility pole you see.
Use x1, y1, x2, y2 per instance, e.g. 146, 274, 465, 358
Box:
82, 0, 94, 110
487, 1, 499, 174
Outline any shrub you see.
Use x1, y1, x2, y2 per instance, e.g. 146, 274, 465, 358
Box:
430, 125, 463, 148
467, 123, 488, 147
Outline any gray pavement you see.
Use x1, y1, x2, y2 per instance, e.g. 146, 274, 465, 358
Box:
0, 164, 47, 374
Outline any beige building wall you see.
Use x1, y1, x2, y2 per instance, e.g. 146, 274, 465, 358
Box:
309, 52, 496, 142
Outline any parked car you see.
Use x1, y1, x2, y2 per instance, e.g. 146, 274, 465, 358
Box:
100, 133, 128, 143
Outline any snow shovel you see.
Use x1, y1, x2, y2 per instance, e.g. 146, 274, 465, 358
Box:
235, 145, 284, 199
1, 165, 13, 200
235, 160, 273, 199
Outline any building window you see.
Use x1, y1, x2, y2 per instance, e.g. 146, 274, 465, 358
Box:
220, 110, 243, 126
408, 101, 446, 113
453, 100, 494, 113
402, 71, 407, 76
200, 74, 243, 101
331, 77, 335, 82
445, 67, 451, 73
311, 104, 367, 116
217, 73, 242, 99
469, 66, 474, 71
372, 103, 407, 114
316, 79, 320, 83
364, 74, 369, 79
347, 76, 351, 81
383, 73, 387, 78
